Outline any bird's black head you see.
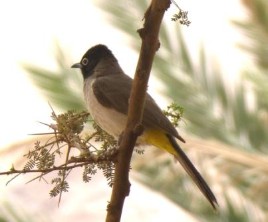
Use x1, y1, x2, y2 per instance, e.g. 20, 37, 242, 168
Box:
71, 44, 116, 79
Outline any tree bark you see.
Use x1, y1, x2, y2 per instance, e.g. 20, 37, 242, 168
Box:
105, 1, 171, 222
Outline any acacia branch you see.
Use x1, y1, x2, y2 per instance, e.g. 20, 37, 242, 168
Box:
106, 1, 171, 221
0, 157, 110, 177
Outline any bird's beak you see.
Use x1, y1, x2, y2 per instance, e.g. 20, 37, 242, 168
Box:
71, 63, 82, 69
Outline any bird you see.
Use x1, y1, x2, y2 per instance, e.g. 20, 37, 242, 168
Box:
71, 44, 218, 209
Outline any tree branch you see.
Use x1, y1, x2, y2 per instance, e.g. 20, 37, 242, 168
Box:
106, 1, 171, 221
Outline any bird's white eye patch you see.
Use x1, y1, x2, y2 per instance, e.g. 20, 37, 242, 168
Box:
81, 58, 88, 66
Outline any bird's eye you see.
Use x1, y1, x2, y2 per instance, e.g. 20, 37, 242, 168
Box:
81, 58, 88, 66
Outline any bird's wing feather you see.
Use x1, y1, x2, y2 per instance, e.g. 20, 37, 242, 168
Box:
92, 74, 185, 142
92, 75, 130, 114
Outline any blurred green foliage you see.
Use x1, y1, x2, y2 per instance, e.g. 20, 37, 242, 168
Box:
0, 202, 44, 222
23, 45, 85, 111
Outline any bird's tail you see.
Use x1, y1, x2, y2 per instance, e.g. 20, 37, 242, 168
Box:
142, 129, 218, 209
166, 134, 218, 210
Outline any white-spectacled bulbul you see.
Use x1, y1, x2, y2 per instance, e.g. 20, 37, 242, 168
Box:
71, 44, 218, 209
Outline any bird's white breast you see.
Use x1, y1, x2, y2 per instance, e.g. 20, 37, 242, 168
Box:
83, 78, 127, 138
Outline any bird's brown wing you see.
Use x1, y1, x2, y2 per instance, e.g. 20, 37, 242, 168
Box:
92, 74, 185, 142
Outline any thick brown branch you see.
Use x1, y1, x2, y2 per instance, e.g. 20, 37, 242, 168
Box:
105, 1, 170, 222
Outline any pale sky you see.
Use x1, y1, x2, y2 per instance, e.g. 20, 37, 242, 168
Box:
0, 0, 248, 148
